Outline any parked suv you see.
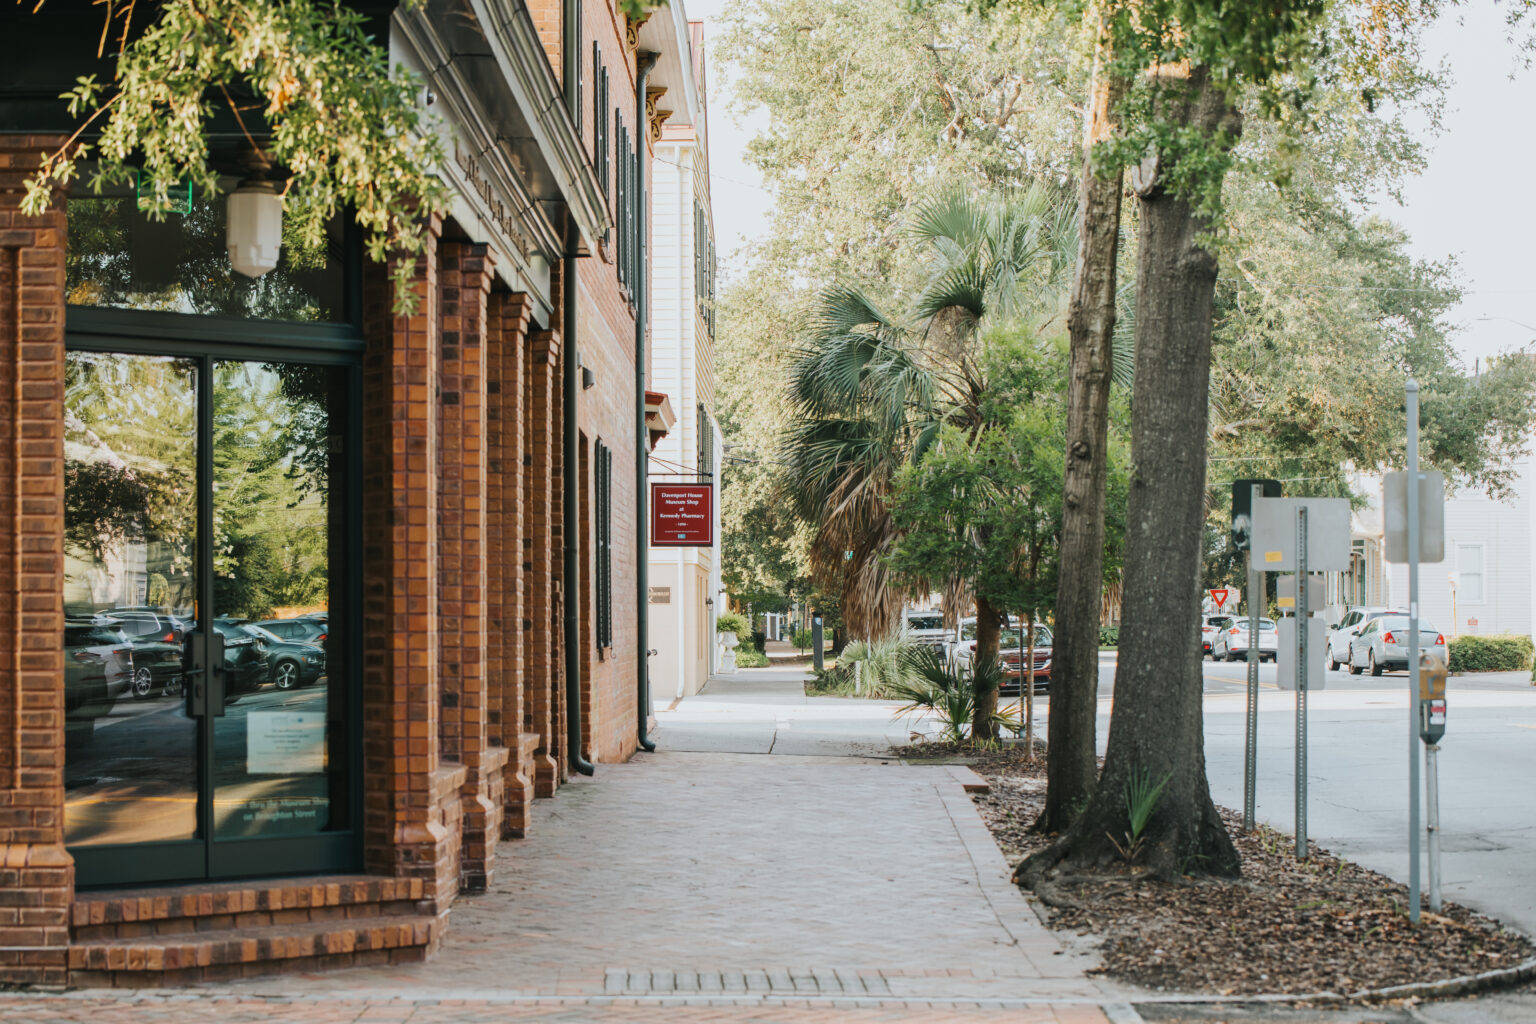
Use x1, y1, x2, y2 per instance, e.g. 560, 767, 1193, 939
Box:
902, 610, 949, 655
1201, 615, 1234, 657
1327, 607, 1408, 670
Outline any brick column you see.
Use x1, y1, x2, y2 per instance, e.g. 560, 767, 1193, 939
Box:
360, 219, 460, 906
488, 292, 536, 837
527, 329, 561, 795
0, 135, 72, 985
437, 242, 504, 891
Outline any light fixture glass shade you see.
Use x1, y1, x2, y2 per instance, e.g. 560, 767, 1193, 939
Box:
226, 183, 283, 278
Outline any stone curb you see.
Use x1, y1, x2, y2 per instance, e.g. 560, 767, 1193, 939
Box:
1104, 955, 1536, 1011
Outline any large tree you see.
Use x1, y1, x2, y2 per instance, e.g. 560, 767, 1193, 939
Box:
1037, 1, 1130, 832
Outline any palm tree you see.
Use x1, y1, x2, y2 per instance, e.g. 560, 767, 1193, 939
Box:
780, 184, 1076, 645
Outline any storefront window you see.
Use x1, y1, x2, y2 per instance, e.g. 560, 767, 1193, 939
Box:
66, 182, 347, 322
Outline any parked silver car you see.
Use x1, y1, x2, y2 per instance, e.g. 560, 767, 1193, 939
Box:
1326, 606, 1408, 670
1347, 615, 1446, 676
1215, 618, 1279, 662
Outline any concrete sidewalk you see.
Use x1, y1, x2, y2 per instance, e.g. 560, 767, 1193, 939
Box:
0, 666, 1122, 1023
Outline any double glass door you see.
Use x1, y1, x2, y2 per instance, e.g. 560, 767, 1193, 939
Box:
63, 346, 358, 886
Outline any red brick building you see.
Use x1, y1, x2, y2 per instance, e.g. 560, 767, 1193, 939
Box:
0, 0, 695, 986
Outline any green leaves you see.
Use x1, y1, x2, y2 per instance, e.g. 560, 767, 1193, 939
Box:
24, 0, 451, 314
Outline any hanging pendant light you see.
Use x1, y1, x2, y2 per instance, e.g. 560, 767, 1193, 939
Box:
226, 148, 283, 278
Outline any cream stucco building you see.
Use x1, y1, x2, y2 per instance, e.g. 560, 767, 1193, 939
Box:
647, 13, 721, 699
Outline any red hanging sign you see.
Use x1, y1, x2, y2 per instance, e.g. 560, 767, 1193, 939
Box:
651, 483, 714, 546
1209, 588, 1229, 610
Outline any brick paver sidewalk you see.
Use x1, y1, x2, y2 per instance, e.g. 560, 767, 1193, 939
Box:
0, 697, 1126, 1022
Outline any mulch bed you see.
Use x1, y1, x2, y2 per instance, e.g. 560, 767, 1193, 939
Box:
897, 740, 1536, 998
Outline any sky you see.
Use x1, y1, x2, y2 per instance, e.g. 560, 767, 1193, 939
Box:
683, 0, 1536, 368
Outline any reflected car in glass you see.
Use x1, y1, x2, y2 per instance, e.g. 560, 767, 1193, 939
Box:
237, 623, 326, 689
1346, 616, 1446, 676
252, 615, 328, 647
105, 607, 190, 644
212, 621, 273, 697
64, 620, 135, 747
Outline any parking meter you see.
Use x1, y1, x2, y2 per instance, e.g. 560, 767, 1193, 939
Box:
1418, 649, 1448, 744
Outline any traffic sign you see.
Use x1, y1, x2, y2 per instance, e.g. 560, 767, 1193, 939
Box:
1231, 479, 1281, 551
1384, 470, 1445, 563
1251, 497, 1352, 572
1209, 588, 1229, 610
1276, 573, 1325, 612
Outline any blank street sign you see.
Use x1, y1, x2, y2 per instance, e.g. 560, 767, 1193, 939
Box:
1383, 470, 1445, 564
1276, 573, 1325, 612
1277, 617, 1328, 692
1250, 497, 1352, 572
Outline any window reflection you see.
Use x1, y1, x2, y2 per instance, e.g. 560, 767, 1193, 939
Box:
211, 360, 344, 839
66, 184, 346, 321
63, 352, 198, 846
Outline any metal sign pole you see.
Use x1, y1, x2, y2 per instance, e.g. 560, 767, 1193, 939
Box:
1406, 378, 1422, 924
1244, 485, 1262, 831
1426, 739, 1442, 911
1295, 506, 1309, 859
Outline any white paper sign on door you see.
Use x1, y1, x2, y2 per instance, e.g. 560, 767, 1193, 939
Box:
247, 711, 326, 774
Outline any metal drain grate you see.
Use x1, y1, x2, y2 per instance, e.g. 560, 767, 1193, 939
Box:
603, 968, 892, 995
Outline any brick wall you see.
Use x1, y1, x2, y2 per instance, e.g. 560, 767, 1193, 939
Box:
0, 134, 72, 986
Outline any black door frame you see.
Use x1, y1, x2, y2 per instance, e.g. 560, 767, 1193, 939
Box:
65, 306, 366, 887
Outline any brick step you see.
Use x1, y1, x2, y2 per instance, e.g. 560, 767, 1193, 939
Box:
72, 874, 428, 942
68, 911, 440, 987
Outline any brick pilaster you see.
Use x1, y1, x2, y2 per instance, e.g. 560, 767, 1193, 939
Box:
361, 218, 459, 907
527, 328, 561, 796
0, 134, 73, 986
489, 292, 536, 836
438, 241, 504, 891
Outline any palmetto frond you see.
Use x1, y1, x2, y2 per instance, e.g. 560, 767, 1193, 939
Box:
780, 183, 1078, 640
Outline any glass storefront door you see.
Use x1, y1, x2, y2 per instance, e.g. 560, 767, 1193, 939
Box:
64, 348, 358, 886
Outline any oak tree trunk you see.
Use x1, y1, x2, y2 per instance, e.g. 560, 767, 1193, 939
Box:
1040, 33, 1126, 833
971, 593, 1001, 740
1021, 65, 1242, 883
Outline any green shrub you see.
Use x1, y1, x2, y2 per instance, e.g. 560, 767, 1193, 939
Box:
735, 646, 769, 668
1448, 634, 1534, 673
792, 627, 815, 652
1099, 626, 1119, 648
715, 611, 751, 646
809, 633, 925, 698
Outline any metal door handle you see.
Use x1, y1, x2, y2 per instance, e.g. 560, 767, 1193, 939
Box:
184, 630, 227, 718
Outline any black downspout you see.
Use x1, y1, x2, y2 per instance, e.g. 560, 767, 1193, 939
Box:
562, 0, 594, 776
635, 50, 659, 753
